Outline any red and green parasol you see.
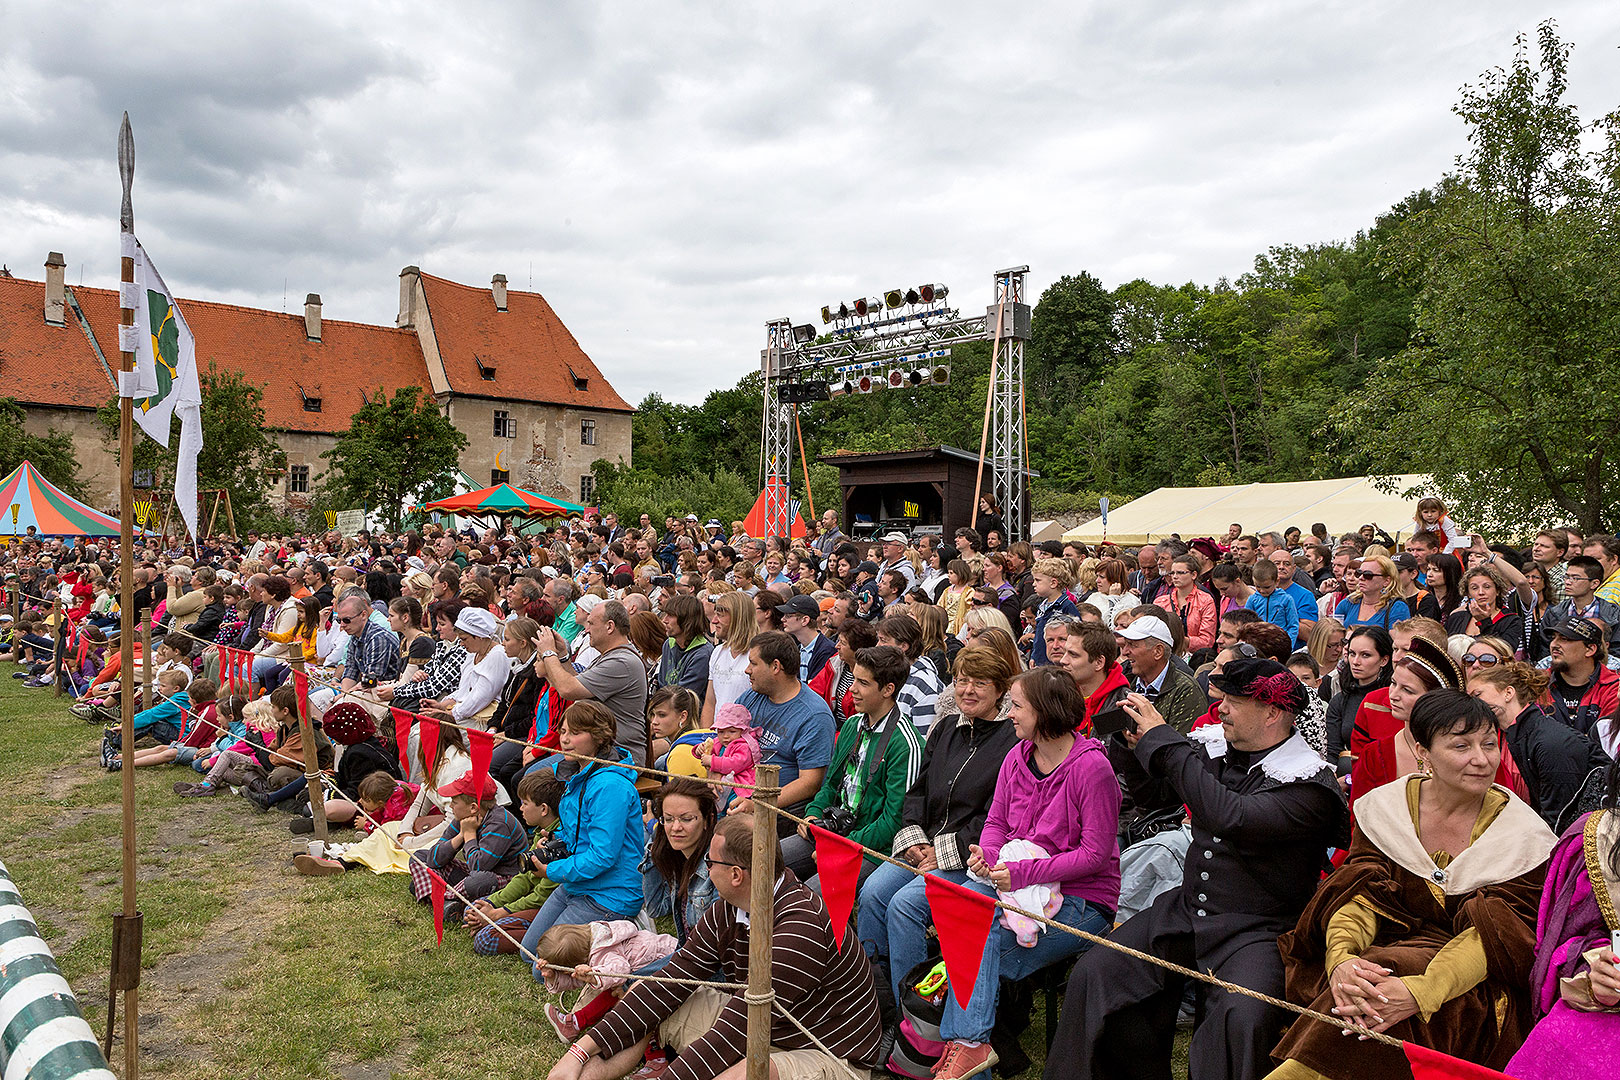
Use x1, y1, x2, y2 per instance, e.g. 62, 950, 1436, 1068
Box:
420, 483, 580, 519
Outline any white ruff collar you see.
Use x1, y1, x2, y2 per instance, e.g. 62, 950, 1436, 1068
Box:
1186, 727, 1327, 785
1355, 777, 1555, 896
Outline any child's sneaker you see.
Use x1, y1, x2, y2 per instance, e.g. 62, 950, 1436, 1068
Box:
626, 1046, 671, 1080
544, 1003, 580, 1043
292, 853, 345, 876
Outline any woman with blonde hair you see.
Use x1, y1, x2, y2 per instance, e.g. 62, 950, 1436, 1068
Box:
1307, 617, 1346, 699
700, 591, 756, 727
965, 624, 1025, 675
940, 558, 977, 635
1333, 553, 1410, 630
962, 600, 1017, 645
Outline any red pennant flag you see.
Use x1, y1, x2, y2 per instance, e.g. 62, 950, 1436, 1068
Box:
217, 648, 228, 688
429, 869, 447, 945
809, 825, 864, 949
392, 708, 415, 776
924, 875, 997, 1009
468, 728, 494, 797
418, 715, 440, 777
1404, 1044, 1516, 1080
292, 670, 309, 722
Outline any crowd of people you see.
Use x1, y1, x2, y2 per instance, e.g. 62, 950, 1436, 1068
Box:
2, 492, 1617, 1080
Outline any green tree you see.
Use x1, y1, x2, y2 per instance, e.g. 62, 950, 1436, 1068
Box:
96, 361, 283, 523
1343, 23, 1620, 532
320, 386, 468, 530
0, 398, 85, 499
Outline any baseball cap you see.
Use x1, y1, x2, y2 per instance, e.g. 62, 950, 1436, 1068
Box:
881, 531, 908, 544
1117, 615, 1173, 648
539, 566, 560, 579
776, 595, 820, 618
1208, 658, 1308, 713
856, 560, 881, 576
1391, 552, 1419, 572
684, 513, 700, 522
437, 772, 499, 801
1544, 612, 1605, 645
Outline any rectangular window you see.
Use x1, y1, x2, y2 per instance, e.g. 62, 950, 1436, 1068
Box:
579, 474, 596, 504
493, 409, 516, 438
289, 465, 310, 494
581, 417, 597, 446
492, 468, 510, 485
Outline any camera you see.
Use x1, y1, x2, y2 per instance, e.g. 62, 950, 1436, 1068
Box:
817, 805, 857, 836
537, 837, 571, 863
360, 674, 378, 689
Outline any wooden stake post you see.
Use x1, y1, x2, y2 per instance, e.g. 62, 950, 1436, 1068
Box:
140, 612, 153, 708
50, 596, 63, 698
288, 651, 328, 843
745, 763, 780, 1080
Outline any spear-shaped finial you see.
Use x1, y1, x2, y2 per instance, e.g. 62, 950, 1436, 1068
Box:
118, 111, 135, 233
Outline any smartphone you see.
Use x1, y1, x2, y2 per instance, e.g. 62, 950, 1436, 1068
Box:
1091, 704, 1134, 738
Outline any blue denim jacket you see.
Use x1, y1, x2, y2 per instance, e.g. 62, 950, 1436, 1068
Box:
639, 837, 717, 945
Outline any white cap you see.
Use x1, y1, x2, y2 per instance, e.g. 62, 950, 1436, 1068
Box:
1117, 615, 1173, 648
881, 531, 908, 544
574, 594, 604, 616
539, 566, 560, 579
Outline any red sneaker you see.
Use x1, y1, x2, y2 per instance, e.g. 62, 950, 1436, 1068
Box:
932, 1041, 997, 1080
544, 1003, 580, 1043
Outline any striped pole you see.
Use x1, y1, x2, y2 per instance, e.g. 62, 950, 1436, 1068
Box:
0, 860, 115, 1080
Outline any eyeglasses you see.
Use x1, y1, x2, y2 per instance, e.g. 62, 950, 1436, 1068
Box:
1461, 654, 1501, 667
661, 814, 702, 827
704, 857, 742, 871
1229, 642, 1259, 659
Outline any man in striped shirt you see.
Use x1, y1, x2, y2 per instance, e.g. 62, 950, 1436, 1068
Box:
550, 816, 883, 1080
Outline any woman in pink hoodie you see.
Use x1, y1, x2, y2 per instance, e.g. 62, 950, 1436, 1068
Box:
896, 666, 1121, 1080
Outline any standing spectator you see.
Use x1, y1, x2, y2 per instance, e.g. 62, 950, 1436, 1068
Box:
776, 594, 835, 683
1244, 560, 1299, 646
1541, 615, 1619, 735
1163, 554, 1217, 653
1333, 554, 1410, 630
699, 592, 756, 727
1028, 557, 1082, 666
656, 594, 712, 694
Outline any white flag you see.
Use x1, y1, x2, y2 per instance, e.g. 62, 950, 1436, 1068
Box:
128, 240, 203, 538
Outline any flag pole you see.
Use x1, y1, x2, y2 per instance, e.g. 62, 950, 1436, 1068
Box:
112, 110, 143, 1080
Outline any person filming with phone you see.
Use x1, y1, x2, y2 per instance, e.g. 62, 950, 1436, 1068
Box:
1045, 658, 1347, 1080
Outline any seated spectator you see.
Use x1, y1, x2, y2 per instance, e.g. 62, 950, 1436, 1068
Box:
1324, 626, 1392, 776
1467, 661, 1610, 830
1117, 615, 1208, 732
640, 777, 719, 947
876, 613, 943, 734
1163, 554, 1218, 653
406, 772, 529, 923
809, 618, 878, 727
656, 594, 713, 694
775, 593, 835, 684
858, 644, 1018, 1001
1506, 762, 1620, 1079
729, 631, 835, 833
421, 607, 510, 729
1050, 660, 1345, 1080
466, 770, 565, 955
1270, 692, 1555, 1080
782, 645, 921, 887
521, 702, 647, 965
891, 666, 1120, 1079
547, 816, 883, 1080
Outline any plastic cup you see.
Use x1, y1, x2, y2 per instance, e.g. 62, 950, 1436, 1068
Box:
306, 840, 325, 858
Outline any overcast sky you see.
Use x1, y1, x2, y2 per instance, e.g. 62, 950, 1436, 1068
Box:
4, 2, 1618, 405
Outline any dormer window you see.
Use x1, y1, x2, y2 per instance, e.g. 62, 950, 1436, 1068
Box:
569, 365, 589, 391
475, 354, 496, 381
298, 385, 322, 412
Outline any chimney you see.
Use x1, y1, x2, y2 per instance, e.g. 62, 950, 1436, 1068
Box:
397, 265, 420, 328
304, 293, 322, 341
491, 273, 508, 312
44, 251, 67, 326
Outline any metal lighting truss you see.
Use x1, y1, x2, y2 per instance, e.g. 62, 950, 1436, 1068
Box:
758, 266, 1030, 542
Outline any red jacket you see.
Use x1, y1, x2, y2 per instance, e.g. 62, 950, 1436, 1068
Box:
1082, 663, 1130, 737
1538, 665, 1620, 736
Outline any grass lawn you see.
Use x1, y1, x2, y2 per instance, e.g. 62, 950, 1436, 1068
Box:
0, 676, 1188, 1079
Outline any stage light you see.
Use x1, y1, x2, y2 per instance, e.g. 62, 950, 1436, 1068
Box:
857, 374, 874, 393
931, 365, 951, 386
905, 368, 926, 386
919, 283, 948, 303
839, 302, 851, 319
904, 288, 920, 305
792, 324, 815, 345
888, 369, 904, 389
884, 288, 904, 309
854, 297, 873, 317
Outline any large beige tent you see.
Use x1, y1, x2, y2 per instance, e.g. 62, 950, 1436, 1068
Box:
1062, 475, 1430, 546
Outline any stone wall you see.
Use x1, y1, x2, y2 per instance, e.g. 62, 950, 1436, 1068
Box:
446, 397, 630, 503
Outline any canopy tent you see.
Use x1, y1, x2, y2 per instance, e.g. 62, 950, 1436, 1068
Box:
420, 483, 578, 520
0, 460, 124, 538
1062, 475, 1430, 546
742, 480, 806, 540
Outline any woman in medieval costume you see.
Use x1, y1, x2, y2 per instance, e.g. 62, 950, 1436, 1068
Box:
1265, 689, 1556, 1079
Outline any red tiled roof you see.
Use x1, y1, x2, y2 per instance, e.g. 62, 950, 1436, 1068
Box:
0, 274, 433, 433
418, 272, 633, 413
0, 276, 119, 410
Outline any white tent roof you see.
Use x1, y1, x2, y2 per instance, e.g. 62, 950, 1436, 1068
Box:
1063, 475, 1430, 546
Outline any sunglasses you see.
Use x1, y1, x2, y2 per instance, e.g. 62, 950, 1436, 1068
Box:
336, 615, 358, 626
969, 599, 991, 607
1461, 654, 1501, 666
1356, 570, 1385, 580
1229, 642, 1259, 659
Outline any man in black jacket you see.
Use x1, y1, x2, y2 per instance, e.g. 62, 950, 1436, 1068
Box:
1046, 658, 1346, 1080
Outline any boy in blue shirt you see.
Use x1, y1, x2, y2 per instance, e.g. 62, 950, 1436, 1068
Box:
1245, 560, 1300, 645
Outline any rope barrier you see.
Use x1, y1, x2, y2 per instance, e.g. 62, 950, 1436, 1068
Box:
169, 623, 1410, 1049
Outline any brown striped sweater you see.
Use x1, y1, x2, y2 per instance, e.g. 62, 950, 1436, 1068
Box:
589, 870, 883, 1080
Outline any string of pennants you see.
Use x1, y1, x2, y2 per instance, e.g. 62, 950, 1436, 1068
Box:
204, 647, 1518, 1078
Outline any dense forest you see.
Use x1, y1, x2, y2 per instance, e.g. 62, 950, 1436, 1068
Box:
594, 26, 1620, 537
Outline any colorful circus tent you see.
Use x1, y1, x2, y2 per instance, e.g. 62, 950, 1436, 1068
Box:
420, 483, 580, 521
0, 460, 124, 538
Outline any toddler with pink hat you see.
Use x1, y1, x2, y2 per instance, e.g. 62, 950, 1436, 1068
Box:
698, 702, 760, 808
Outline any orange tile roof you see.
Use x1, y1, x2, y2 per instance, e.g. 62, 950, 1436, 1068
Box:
418, 272, 633, 413
0, 275, 119, 410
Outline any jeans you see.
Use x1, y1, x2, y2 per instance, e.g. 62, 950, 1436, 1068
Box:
251, 654, 287, 691
522, 885, 624, 979
880, 867, 969, 1005
941, 884, 1109, 1043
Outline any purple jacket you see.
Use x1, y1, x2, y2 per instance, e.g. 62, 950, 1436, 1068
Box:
978, 735, 1121, 912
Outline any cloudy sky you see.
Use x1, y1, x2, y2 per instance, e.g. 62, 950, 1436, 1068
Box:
4, 2, 1618, 405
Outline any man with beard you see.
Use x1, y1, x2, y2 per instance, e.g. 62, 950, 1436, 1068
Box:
1543, 614, 1619, 735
